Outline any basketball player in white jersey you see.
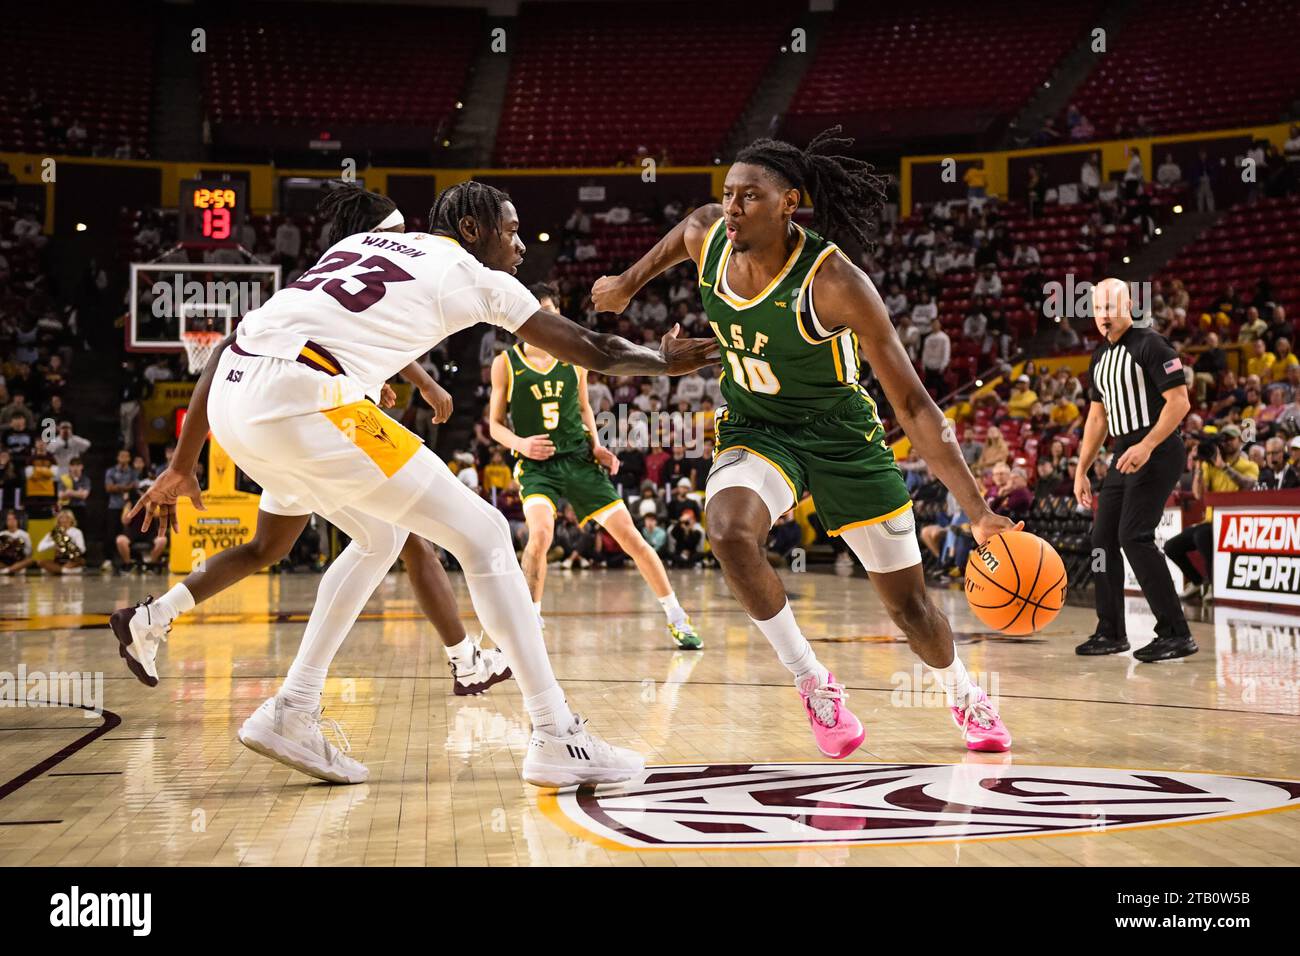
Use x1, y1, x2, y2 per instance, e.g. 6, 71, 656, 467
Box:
114, 188, 511, 700
129, 181, 717, 788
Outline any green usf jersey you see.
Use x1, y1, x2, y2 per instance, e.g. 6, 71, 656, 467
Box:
504, 344, 590, 456
697, 219, 883, 430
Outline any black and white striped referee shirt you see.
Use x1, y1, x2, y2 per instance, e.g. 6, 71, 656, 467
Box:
1086, 327, 1186, 450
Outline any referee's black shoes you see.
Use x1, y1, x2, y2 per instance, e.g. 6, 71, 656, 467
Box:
1133, 634, 1199, 663
1075, 633, 1130, 655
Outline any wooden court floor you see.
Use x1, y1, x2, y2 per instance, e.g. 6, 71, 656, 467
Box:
1, 566, 1297, 866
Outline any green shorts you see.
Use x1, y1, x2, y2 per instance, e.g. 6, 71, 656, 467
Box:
711, 393, 912, 536
514, 451, 623, 525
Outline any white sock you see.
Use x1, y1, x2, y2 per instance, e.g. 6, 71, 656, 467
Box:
524, 685, 574, 735
445, 636, 475, 667
154, 583, 195, 624
753, 601, 827, 687
658, 591, 688, 627
280, 661, 327, 711
928, 650, 976, 708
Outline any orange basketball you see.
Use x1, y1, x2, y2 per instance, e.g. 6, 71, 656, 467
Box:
963, 530, 1067, 635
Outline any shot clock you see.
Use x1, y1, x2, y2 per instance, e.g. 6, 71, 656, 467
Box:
179, 179, 246, 245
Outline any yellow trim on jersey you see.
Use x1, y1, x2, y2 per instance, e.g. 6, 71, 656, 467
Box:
522, 493, 557, 515
299, 345, 341, 375
503, 350, 516, 403
514, 342, 558, 375
697, 215, 725, 280
792, 243, 843, 346
581, 498, 626, 527
714, 443, 798, 502
432, 234, 461, 247
321, 400, 423, 478
825, 500, 914, 537
714, 224, 806, 310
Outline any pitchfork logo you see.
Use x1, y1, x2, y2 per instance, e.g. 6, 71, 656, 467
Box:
544, 763, 1300, 850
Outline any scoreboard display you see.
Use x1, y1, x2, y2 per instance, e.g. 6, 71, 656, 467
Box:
179, 180, 246, 245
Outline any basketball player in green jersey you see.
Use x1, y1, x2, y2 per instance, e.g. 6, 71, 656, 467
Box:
489, 283, 702, 650
593, 128, 1020, 756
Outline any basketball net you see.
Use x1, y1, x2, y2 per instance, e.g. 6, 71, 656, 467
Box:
181, 330, 225, 374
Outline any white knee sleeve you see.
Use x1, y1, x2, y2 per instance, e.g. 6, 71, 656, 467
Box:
839, 507, 923, 573
705, 448, 795, 527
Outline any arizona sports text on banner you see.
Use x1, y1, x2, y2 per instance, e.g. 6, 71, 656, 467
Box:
1213, 501, 1300, 607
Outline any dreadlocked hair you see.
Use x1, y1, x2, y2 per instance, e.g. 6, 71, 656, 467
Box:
317, 182, 397, 247
733, 125, 888, 252
429, 180, 509, 243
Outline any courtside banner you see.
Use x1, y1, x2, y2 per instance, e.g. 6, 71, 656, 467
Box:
1213, 505, 1300, 607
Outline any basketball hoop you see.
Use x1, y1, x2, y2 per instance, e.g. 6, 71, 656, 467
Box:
181, 330, 225, 374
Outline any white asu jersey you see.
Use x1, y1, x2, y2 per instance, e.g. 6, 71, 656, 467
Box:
209, 231, 539, 516
235, 231, 539, 402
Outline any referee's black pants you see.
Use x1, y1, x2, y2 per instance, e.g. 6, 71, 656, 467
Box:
1091, 434, 1190, 641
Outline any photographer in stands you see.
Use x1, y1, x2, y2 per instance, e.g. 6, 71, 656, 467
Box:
1163, 425, 1258, 603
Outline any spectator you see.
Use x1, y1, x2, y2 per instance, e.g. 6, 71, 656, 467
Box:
0, 393, 34, 432
1192, 333, 1228, 403
2, 413, 33, 462
1165, 426, 1258, 600
1155, 153, 1182, 187
667, 505, 704, 568
0, 510, 33, 576
921, 319, 951, 396
274, 218, 302, 267
1246, 338, 1276, 380
666, 477, 699, 522
1006, 374, 1039, 420
963, 164, 988, 199
991, 466, 1034, 521
24, 444, 57, 519
103, 449, 140, 562
1049, 394, 1081, 432
909, 290, 938, 330
972, 263, 1003, 299
1270, 338, 1299, 382
1238, 306, 1268, 343
640, 512, 668, 556
1188, 149, 1217, 212
1122, 146, 1144, 200
977, 425, 1010, 470
36, 509, 85, 575
48, 421, 90, 471
116, 493, 168, 571
1080, 154, 1101, 202
481, 450, 512, 493
57, 457, 91, 524
1258, 437, 1300, 489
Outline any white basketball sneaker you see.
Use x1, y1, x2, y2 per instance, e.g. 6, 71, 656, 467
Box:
451, 638, 513, 696
109, 597, 171, 687
237, 696, 368, 784
522, 714, 645, 788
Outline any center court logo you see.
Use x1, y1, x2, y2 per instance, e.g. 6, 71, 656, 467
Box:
544, 763, 1300, 850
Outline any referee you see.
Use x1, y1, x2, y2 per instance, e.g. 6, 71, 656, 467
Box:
1074, 278, 1195, 662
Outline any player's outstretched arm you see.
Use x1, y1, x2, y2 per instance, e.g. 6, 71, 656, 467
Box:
515, 310, 718, 378
591, 203, 723, 314
813, 257, 1019, 546
126, 333, 234, 531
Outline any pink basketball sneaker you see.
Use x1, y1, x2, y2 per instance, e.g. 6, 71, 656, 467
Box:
951, 687, 1012, 752
797, 672, 865, 759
